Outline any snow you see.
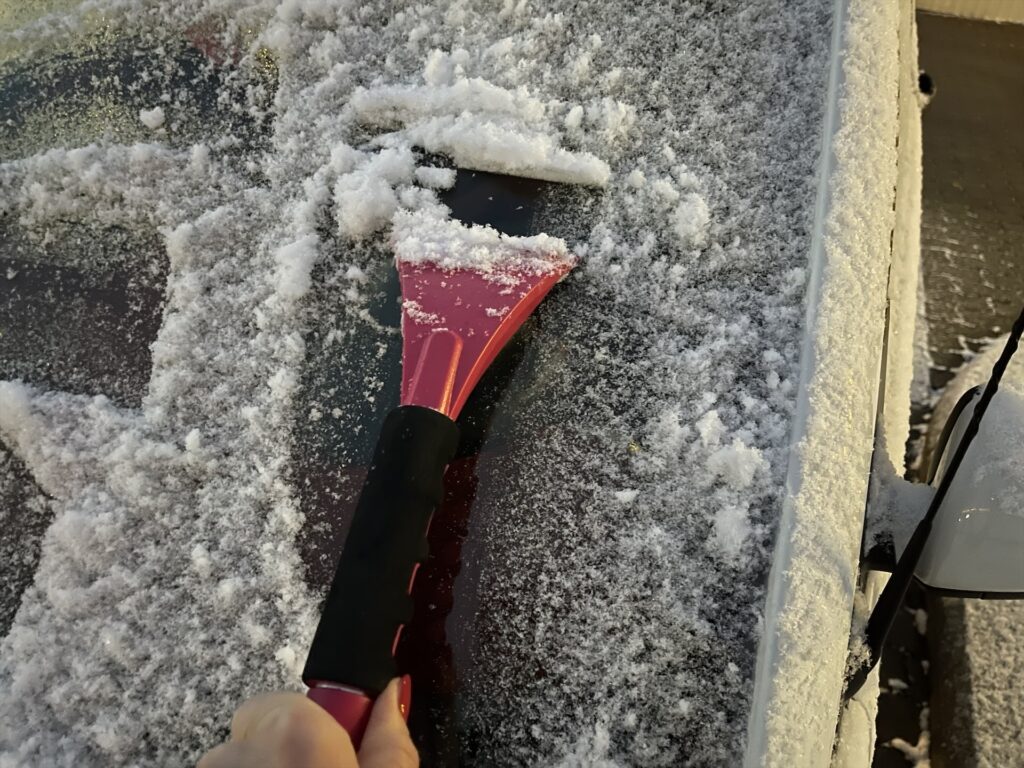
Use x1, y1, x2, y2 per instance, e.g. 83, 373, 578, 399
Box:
274, 235, 320, 301
332, 146, 417, 239
959, 390, 1024, 512
670, 193, 711, 249
349, 70, 612, 186
1, 84, 319, 765
833, 4, 924, 765
413, 165, 456, 190
887, 678, 909, 692
928, 336, 1024, 458
713, 504, 753, 561
391, 209, 574, 275
832, 568, 887, 768
886, 707, 930, 768
747, 0, 917, 765
864, 472, 934, 556
138, 107, 165, 130
707, 439, 768, 491
696, 409, 726, 447
0, 0, 899, 765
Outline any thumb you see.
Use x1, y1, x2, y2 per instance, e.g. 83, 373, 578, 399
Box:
358, 677, 418, 768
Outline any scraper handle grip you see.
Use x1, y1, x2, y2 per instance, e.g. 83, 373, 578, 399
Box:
305, 683, 375, 745
302, 406, 458, 741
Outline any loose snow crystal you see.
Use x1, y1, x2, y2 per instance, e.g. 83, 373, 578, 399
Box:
333, 147, 418, 240
713, 504, 751, 560
707, 439, 767, 490
696, 409, 726, 447
274, 235, 319, 301
886, 707, 930, 767
413, 165, 457, 189
139, 107, 165, 130
672, 193, 711, 248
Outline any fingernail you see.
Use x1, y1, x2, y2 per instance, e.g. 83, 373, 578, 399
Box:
398, 674, 412, 720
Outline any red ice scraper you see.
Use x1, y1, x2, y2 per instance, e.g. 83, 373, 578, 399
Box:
302, 168, 583, 745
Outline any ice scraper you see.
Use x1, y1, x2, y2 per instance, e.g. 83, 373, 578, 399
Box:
302, 168, 584, 745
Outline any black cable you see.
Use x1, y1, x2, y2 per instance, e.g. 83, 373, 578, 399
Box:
845, 302, 1024, 699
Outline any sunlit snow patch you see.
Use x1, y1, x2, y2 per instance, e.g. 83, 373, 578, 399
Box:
391, 209, 576, 276
349, 54, 611, 187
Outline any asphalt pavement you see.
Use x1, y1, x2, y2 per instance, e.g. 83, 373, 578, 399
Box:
877, 11, 1024, 768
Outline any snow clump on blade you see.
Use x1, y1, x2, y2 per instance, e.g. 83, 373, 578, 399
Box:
391, 209, 575, 275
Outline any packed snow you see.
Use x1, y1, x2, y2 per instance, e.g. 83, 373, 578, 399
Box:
833, 9, 925, 765
0, 0, 901, 765
750, 0, 920, 765
138, 106, 166, 130
349, 74, 612, 186
392, 210, 574, 275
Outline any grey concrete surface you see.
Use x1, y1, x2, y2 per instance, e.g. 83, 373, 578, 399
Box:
911, 11, 1024, 768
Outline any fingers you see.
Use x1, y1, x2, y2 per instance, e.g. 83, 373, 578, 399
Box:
358, 677, 419, 768
197, 740, 276, 768
205, 691, 358, 768
195, 681, 419, 768
229, 692, 311, 741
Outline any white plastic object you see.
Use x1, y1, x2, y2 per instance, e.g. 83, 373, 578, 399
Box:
916, 390, 1024, 595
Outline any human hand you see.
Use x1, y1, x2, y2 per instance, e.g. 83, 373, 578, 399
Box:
197, 678, 418, 768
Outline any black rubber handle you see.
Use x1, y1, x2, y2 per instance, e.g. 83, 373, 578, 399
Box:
303, 405, 459, 696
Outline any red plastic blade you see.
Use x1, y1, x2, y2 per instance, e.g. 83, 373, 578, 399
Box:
398, 261, 571, 419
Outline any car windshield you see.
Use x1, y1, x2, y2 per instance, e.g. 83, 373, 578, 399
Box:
0, 4, 831, 766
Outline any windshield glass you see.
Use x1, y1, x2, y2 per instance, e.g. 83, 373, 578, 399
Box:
0, 4, 831, 765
